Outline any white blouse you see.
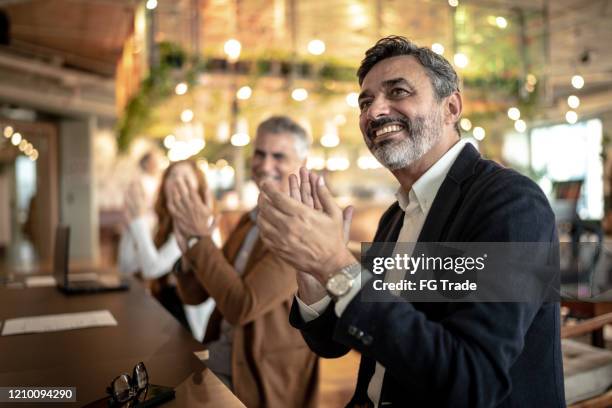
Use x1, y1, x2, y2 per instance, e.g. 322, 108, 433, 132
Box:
118, 215, 219, 341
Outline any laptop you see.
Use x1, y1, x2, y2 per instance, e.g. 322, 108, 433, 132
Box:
54, 225, 129, 294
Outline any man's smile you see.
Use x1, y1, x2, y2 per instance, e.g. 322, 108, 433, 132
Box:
371, 123, 406, 144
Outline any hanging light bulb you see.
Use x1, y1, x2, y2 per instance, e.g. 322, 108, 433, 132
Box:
431, 43, 445, 55
473, 127, 485, 141
514, 119, 527, 133
567, 95, 580, 109
236, 86, 252, 100
291, 88, 308, 102
495, 16, 508, 29
307, 39, 326, 55
180, 109, 194, 123
460, 118, 472, 131
453, 53, 469, 68
3, 126, 13, 138
175, 82, 188, 95
565, 110, 578, 124
11, 132, 22, 146
571, 75, 584, 89
507, 107, 521, 121
224, 39, 242, 62
346, 92, 359, 108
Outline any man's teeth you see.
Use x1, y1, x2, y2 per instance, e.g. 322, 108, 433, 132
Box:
375, 125, 403, 137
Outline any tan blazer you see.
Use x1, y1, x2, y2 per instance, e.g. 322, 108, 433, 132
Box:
176, 213, 319, 408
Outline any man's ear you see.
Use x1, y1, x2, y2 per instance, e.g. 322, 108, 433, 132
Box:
445, 91, 462, 127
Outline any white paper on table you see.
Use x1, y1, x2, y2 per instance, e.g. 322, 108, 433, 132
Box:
1, 310, 117, 336
25, 275, 57, 287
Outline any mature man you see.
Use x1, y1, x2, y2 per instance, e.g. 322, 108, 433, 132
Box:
169, 116, 319, 408
257, 37, 565, 407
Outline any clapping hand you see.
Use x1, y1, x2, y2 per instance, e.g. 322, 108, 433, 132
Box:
257, 167, 355, 290
167, 177, 215, 254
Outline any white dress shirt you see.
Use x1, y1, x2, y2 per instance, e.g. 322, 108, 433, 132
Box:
296, 139, 466, 407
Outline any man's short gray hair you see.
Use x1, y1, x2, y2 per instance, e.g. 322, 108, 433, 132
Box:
357, 36, 461, 135
256, 116, 310, 160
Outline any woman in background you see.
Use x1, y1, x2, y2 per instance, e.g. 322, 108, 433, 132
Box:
119, 159, 217, 341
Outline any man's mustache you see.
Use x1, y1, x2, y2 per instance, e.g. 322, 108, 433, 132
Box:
366, 116, 412, 141
254, 172, 281, 181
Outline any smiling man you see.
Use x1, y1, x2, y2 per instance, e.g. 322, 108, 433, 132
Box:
169, 116, 319, 408
257, 37, 565, 407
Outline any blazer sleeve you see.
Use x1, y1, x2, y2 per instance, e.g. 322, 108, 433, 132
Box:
174, 259, 211, 305
330, 172, 558, 407
289, 202, 401, 360
182, 236, 298, 326
289, 298, 351, 358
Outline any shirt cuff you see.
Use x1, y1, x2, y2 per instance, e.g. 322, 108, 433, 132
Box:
295, 294, 332, 322
334, 269, 372, 317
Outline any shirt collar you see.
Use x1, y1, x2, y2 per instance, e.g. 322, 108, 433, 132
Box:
395, 139, 466, 213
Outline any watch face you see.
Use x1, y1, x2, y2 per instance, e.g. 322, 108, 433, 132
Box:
326, 273, 352, 297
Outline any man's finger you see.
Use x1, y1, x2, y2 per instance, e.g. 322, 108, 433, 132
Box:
342, 205, 354, 244
316, 177, 341, 218
205, 186, 214, 208
299, 167, 314, 208
289, 174, 301, 202
260, 182, 302, 216
258, 194, 292, 229
309, 172, 323, 211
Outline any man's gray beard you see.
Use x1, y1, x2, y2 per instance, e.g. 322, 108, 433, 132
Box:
368, 112, 443, 171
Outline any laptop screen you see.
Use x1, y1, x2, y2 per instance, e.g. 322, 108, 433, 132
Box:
53, 225, 70, 287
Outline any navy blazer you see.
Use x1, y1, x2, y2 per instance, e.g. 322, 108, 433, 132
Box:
290, 143, 565, 407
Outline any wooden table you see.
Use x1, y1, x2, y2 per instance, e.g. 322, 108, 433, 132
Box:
0, 278, 244, 408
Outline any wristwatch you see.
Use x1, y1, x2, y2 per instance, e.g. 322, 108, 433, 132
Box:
326, 263, 361, 300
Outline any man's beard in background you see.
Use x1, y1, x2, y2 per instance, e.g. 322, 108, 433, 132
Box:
365, 108, 444, 171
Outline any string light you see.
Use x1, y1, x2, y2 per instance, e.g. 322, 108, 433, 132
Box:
571, 75, 584, 89
145, 0, 157, 10
460, 118, 472, 131
495, 16, 508, 29
3, 126, 13, 138
453, 53, 469, 68
236, 86, 252, 100
231, 133, 250, 146
224, 39, 242, 62
175, 82, 188, 95
180, 109, 194, 123
307, 39, 326, 55
346, 92, 359, 108
448, 0, 459, 7
507, 107, 521, 121
431, 43, 445, 55
567, 95, 580, 109
514, 119, 527, 133
163, 134, 176, 149
291, 88, 308, 102
11, 132, 21, 146
565, 110, 578, 124
473, 127, 485, 141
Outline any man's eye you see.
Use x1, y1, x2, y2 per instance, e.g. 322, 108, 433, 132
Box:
359, 100, 372, 110
390, 88, 409, 97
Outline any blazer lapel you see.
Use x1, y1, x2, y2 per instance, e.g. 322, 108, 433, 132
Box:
417, 143, 480, 242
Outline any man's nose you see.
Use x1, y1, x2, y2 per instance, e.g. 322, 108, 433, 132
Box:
366, 96, 391, 121
261, 155, 275, 172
